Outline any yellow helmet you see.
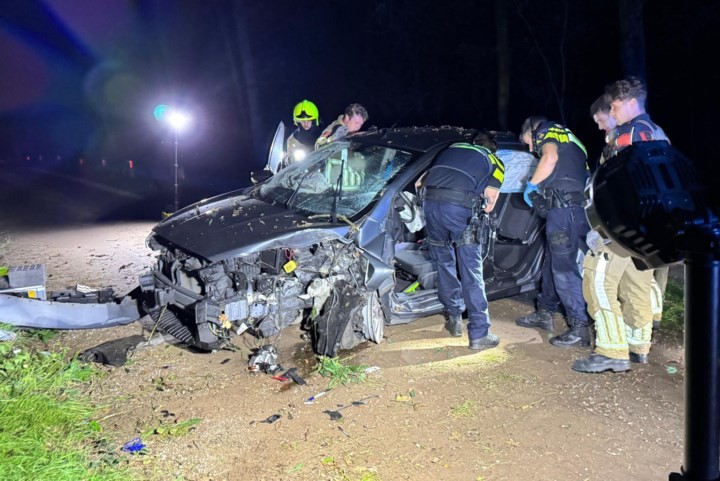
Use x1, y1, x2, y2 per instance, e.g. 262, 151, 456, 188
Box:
293, 100, 319, 125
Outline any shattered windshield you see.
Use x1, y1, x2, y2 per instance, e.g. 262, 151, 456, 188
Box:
258, 141, 414, 218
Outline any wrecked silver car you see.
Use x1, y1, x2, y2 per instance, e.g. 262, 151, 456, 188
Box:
139, 127, 545, 356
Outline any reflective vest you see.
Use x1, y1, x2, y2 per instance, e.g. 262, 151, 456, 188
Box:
424, 142, 504, 196
534, 121, 588, 193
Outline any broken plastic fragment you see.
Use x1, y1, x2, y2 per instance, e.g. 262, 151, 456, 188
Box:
323, 410, 343, 420
0, 329, 17, 342
260, 414, 281, 424
322, 395, 378, 420
121, 437, 146, 453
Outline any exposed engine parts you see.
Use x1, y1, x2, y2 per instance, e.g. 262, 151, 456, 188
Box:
140, 237, 383, 354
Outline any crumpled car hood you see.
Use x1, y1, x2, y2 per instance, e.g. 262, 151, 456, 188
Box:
151, 190, 344, 262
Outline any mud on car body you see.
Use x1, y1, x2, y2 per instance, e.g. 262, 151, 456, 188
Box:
139, 126, 545, 356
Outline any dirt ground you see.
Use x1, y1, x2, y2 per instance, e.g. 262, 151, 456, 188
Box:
0, 221, 687, 481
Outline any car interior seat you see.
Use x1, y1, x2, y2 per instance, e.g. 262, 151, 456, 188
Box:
324, 148, 364, 191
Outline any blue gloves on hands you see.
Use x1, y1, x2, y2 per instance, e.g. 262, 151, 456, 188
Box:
523, 182, 538, 207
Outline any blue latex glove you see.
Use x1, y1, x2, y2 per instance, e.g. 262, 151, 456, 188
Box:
523, 182, 538, 207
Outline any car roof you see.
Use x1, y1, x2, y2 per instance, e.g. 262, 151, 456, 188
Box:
349, 126, 527, 153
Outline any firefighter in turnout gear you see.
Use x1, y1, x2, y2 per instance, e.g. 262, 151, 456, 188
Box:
285, 100, 322, 166
419, 133, 504, 350
515, 117, 592, 347
573, 77, 670, 373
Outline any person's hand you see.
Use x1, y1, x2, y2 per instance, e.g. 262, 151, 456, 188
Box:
523, 182, 538, 207
585, 229, 602, 255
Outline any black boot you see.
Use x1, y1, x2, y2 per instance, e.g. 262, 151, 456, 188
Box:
572, 353, 630, 373
515, 308, 554, 331
549, 318, 591, 348
444, 314, 462, 337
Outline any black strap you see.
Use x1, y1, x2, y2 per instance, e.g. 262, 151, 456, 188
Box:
423, 186, 477, 208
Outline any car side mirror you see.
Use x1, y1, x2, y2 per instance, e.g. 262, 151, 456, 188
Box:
250, 169, 273, 185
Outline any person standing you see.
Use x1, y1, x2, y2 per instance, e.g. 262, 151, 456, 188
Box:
573, 77, 670, 373
285, 100, 323, 166
515, 117, 592, 348
421, 133, 504, 350
315, 103, 368, 149
652, 267, 669, 329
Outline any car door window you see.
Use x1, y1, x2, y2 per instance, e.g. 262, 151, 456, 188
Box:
496, 149, 537, 193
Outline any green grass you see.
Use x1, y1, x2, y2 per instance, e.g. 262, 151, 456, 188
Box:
660, 279, 685, 332
0, 328, 133, 481
315, 356, 368, 389
450, 400, 477, 418
142, 417, 202, 439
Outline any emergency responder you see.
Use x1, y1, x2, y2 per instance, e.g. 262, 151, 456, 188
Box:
652, 266, 669, 329
573, 77, 670, 373
419, 132, 505, 350
583, 95, 616, 270
285, 100, 322, 166
590, 94, 617, 165
315, 103, 368, 149
515, 117, 592, 347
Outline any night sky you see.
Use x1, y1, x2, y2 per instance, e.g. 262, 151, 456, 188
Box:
1, 0, 717, 207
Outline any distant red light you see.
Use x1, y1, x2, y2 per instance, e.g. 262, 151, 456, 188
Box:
128, 160, 134, 169
79, 158, 85, 165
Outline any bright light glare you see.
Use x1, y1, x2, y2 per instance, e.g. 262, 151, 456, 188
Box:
294, 149, 307, 161
167, 110, 190, 130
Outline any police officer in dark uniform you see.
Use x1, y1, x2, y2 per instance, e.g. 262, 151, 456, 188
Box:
420, 133, 505, 351
515, 117, 592, 347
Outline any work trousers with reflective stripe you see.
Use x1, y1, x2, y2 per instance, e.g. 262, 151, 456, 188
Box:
582, 246, 663, 359
652, 266, 669, 321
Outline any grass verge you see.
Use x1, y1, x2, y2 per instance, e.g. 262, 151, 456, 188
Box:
0, 327, 133, 481
660, 279, 685, 333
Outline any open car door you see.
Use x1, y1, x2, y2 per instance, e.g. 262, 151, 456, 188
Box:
266, 121, 285, 174
384, 145, 546, 325
484, 149, 545, 299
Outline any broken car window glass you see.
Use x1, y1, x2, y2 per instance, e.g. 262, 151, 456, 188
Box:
258, 141, 414, 218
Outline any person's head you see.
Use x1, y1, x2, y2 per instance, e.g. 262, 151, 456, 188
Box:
519, 116, 547, 152
472, 132, 498, 153
342, 103, 368, 133
590, 94, 617, 134
293, 100, 319, 129
605, 76, 647, 126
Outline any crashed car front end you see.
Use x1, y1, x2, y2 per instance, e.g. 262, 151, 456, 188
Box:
140, 232, 383, 354
138, 140, 408, 355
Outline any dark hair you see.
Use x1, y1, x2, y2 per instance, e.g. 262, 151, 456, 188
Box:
473, 132, 498, 152
590, 94, 611, 116
345, 103, 369, 121
605, 76, 647, 107
520, 116, 547, 138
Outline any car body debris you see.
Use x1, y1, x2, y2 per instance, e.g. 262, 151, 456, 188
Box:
250, 414, 281, 425
322, 395, 379, 420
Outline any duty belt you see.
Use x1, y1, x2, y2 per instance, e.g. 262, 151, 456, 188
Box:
423, 186, 477, 208
549, 189, 584, 209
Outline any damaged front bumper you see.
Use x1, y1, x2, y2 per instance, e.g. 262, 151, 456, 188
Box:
0, 292, 141, 329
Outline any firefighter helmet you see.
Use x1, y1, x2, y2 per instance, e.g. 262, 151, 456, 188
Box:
293, 100, 319, 125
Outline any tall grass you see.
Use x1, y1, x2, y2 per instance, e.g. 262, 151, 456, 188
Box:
0, 331, 132, 481
660, 279, 685, 333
